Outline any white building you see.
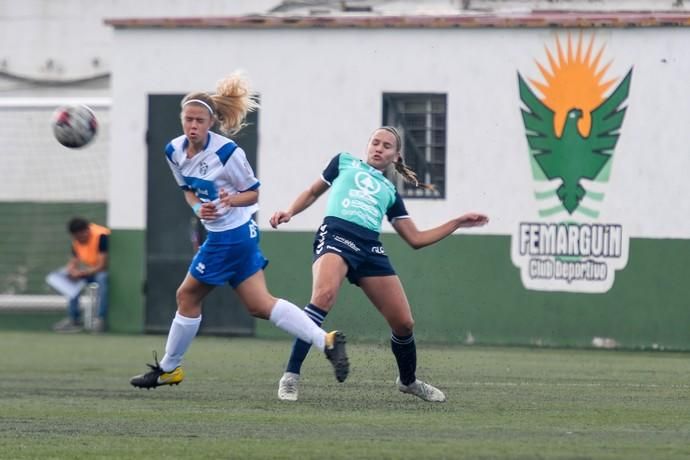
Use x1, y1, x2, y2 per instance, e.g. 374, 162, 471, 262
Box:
3, 1, 690, 349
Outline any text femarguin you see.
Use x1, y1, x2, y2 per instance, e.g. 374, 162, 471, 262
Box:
519, 223, 622, 258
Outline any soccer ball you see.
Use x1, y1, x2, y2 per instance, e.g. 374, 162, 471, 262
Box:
52, 104, 98, 148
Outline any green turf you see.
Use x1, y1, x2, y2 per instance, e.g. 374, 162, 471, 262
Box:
1, 332, 689, 459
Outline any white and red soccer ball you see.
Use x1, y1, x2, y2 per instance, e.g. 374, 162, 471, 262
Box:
52, 104, 98, 148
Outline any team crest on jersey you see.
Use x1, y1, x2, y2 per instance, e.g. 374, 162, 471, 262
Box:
199, 161, 209, 176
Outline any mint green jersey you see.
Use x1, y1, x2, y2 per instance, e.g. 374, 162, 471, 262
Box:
321, 153, 408, 233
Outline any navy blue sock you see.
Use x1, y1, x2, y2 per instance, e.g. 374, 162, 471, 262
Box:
391, 333, 417, 385
285, 304, 329, 374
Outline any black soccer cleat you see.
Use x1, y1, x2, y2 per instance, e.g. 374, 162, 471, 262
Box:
130, 352, 185, 389
324, 331, 349, 383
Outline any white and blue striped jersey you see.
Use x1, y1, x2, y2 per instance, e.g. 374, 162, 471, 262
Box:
165, 131, 260, 232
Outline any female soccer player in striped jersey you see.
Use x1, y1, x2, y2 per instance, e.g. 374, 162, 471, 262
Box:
270, 126, 488, 402
130, 73, 348, 389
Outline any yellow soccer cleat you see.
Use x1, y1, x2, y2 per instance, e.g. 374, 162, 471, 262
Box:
130, 352, 185, 389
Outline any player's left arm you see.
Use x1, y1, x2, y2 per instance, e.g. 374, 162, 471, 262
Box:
218, 188, 258, 208
218, 146, 260, 209
392, 213, 489, 250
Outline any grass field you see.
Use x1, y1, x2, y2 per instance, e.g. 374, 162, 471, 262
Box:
1, 331, 689, 459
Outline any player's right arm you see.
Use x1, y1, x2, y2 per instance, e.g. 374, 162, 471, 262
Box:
183, 190, 219, 220
269, 178, 329, 228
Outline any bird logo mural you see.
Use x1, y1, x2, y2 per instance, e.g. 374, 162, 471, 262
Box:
512, 32, 632, 294
518, 33, 632, 216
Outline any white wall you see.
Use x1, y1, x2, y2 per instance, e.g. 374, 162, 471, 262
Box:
0, 0, 279, 86
0, 0, 281, 204
109, 26, 690, 239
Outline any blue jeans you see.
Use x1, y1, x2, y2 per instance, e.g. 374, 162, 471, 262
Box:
68, 271, 108, 321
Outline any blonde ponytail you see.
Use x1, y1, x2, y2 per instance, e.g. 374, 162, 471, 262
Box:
211, 72, 259, 136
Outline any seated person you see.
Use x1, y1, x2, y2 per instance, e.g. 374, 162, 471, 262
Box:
49, 217, 109, 333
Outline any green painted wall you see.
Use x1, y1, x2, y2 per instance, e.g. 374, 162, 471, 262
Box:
0, 202, 106, 333
7, 218, 688, 351
0, 202, 106, 294
258, 232, 690, 351
108, 229, 145, 334
0, 311, 64, 331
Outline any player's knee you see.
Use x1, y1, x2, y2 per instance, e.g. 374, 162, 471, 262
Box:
243, 294, 276, 320
311, 288, 338, 309
175, 286, 198, 313
394, 318, 415, 336
245, 301, 269, 319
175, 286, 187, 306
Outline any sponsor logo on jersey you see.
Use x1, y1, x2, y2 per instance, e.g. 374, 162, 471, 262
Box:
334, 235, 360, 252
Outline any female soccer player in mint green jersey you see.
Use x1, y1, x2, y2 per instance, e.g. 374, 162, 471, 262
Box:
270, 126, 488, 402
129, 73, 348, 390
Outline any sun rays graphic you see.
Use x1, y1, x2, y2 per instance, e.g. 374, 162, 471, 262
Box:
519, 32, 633, 220
530, 32, 618, 139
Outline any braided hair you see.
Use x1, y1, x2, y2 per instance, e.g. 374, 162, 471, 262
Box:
378, 126, 435, 191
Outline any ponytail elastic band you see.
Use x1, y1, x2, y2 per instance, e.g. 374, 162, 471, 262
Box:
192, 202, 202, 216
183, 99, 214, 115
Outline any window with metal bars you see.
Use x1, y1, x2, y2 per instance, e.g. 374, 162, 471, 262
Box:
382, 93, 446, 198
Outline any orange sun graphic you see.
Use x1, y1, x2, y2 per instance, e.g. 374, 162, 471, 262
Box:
530, 32, 618, 138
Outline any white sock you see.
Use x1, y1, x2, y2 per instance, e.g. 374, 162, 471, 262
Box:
269, 298, 326, 351
159, 312, 202, 372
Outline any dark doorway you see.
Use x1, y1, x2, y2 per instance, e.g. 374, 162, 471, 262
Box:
145, 94, 257, 335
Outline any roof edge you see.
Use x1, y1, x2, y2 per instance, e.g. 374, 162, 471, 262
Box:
105, 12, 690, 29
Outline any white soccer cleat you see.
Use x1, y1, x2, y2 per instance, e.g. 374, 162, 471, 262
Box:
278, 372, 300, 401
396, 377, 447, 402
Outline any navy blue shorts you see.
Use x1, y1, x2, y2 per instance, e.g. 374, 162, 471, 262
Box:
313, 216, 395, 285
190, 219, 268, 288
